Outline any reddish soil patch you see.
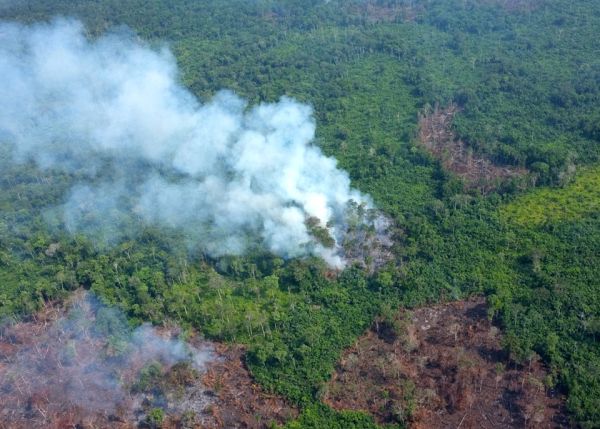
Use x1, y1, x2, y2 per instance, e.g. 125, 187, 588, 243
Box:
324, 297, 568, 428
418, 104, 527, 192
348, 1, 424, 23
0, 292, 296, 429
480, 0, 544, 13
202, 344, 298, 428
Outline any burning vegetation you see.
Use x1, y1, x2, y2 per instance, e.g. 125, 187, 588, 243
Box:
338, 202, 395, 274
0, 292, 297, 429
306, 200, 396, 274
324, 297, 568, 428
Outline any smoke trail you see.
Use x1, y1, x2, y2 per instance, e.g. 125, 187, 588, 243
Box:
0, 292, 216, 426
0, 18, 383, 267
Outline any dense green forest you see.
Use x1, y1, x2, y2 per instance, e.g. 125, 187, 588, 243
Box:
1, 0, 599, 427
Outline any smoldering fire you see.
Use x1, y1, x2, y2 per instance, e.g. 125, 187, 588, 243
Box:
0, 292, 216, 424
0, 19, 392, 267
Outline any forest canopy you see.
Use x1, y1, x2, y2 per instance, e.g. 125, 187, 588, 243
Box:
0, 0, 599, 427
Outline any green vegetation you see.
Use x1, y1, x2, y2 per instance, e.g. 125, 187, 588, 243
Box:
501, 166, 600, 227
1, 0, 600, 427
145, 407, 165, 429
284, 404, 381, 429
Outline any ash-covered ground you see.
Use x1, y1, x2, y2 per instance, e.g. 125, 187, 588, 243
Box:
0, 291, 296, 429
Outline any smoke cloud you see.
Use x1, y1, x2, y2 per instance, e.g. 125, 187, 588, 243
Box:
0, 19, 379, 267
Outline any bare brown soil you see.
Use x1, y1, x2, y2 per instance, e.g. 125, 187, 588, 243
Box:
0, 293, 297, 429
480, 0, 544, 13
201, 344, 298, 428
324, 297, 568, 428
348, 0, 423, 24
357, 1, 424, 23
418, 104, 527, 192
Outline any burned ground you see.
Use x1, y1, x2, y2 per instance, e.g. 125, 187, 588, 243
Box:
202, 344, 298, 428
418, 104, 527, 193
323, 297, 568, 428
0, 292, 297, 429
481, 0, 544, 12
343, 0, 539, 27
349, 1, 424, 23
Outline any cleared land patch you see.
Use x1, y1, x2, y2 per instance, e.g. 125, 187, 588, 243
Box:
323, 297, 567, 428
0, 292, 297, 429
418, 104, 527, 192
481, 0, 544, 12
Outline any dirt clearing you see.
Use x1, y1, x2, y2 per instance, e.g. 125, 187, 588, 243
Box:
418, 104, 527, 192
0, 291, 296, 429
324, 297, 567, 428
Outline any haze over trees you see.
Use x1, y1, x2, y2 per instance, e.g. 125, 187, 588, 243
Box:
0, 0, 599, 427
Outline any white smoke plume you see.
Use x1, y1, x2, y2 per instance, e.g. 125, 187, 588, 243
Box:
0, 18, 377, 267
